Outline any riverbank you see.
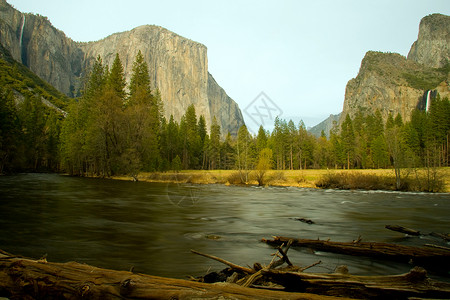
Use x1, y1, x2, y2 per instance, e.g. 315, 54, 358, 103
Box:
113, 168, 450, 192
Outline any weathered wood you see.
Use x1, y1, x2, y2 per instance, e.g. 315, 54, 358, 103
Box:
191, 248, 450, 299
386, 225, 450, 242
190, 249, 254, 274
262, 266, 450, 299
430, 231, 450, 242
425, 244, 450, 251
0, 250, 343, 300
262, 236, 450, 268
385, 225, 421, 236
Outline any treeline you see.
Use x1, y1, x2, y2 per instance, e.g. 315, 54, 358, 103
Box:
0, 51, 449, 185
59, 52, 239, 177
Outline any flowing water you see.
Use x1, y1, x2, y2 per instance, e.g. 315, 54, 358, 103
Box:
0, 173, 449, 279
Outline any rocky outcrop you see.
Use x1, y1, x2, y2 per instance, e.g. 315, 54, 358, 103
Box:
0, 0, 244, 135
207, 73, 244, 137
408, 13, 450, 68
340, 14, 449, 125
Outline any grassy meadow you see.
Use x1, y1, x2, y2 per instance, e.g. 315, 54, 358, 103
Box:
113, 168, 450, 193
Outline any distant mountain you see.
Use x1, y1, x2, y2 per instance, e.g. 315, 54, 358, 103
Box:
340, 13, 449, 125
0, 0, 244, 135
308, 113, 341, 138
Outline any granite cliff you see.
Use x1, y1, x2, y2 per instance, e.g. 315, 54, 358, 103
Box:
0, 0, 244, 135
407, 13, 450, 68
340, 13, 449, 125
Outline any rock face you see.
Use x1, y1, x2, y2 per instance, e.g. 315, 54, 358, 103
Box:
0, 1, 83, 97
340, 14, 450, 125
407, 13, 450, 68
0, 0, 244, 135
308, 113, 341, 138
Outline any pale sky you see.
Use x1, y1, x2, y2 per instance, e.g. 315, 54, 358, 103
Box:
7, 0, 450, 131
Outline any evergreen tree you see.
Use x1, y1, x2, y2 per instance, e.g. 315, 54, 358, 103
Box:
236, 124, 254, 182
341, 114, 355, 169
221, 132, 235, 170
107, 53, 126, 101
371, 134, 389, 168
172, 155, 182, 172
167, 115, 179, 162
209, 116, 221, 169
126, 51, 160, 171
84, 55, 107, 100
256, 125, 267, 153
129, 50, 151, 96
287, 120, 297, 170
182, 104, 201, 168
0, 87, 21, 173
18, 94, 47, 170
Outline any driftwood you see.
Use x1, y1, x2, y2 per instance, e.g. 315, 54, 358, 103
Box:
263, 266, 450, 299
386, 224, 450, 242
192, 240, 301, 288
0, 249, 341, 300
385, 225, 421, 236
192, 246, 450, 299
430, 231, 450, 242
262, 236, 450, 269
190, 249, 254, 274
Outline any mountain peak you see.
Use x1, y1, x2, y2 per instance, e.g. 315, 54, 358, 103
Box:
407, 13, 450, 68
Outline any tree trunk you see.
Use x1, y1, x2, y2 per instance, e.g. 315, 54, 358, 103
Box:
0, 250, 338, 300
262, 236, 450, 269
263, 266, 450, 299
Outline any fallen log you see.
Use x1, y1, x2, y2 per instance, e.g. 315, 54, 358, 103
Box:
386, 225, 450, 242
385, 225, 421, 236
262, 236, 450, 268
192, 248, 450, 299
0, 249, 342, 300
430, 232, 450, 242
263, 266, 450, 299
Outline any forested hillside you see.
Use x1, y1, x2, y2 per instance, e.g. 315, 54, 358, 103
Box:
0, 45, 66, 173
1, 48, 449, 193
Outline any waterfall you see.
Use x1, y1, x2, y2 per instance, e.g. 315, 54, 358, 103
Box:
425, 90, 431, 112
19, 14, 25, 48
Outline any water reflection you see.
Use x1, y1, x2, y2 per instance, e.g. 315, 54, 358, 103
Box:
0, 173, 449, 279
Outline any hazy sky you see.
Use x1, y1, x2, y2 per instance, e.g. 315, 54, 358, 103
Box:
7, 0, 450, 131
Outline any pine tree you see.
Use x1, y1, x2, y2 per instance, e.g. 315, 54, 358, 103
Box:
209, 116, 221, 169
0, 87, 21, 173
84, 55, 107, 100
107, 53, 126, 101
221, 132, 235, 170
126, 50, 160, 171
341, 114, 355, 169
129, 50, 151, 96
256, 125, 267, 153
183, 104, 201, 168
167, 115, 179, 162
18, 94, 48, 170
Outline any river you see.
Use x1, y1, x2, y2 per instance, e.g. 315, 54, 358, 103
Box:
0, 173, 449, 279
